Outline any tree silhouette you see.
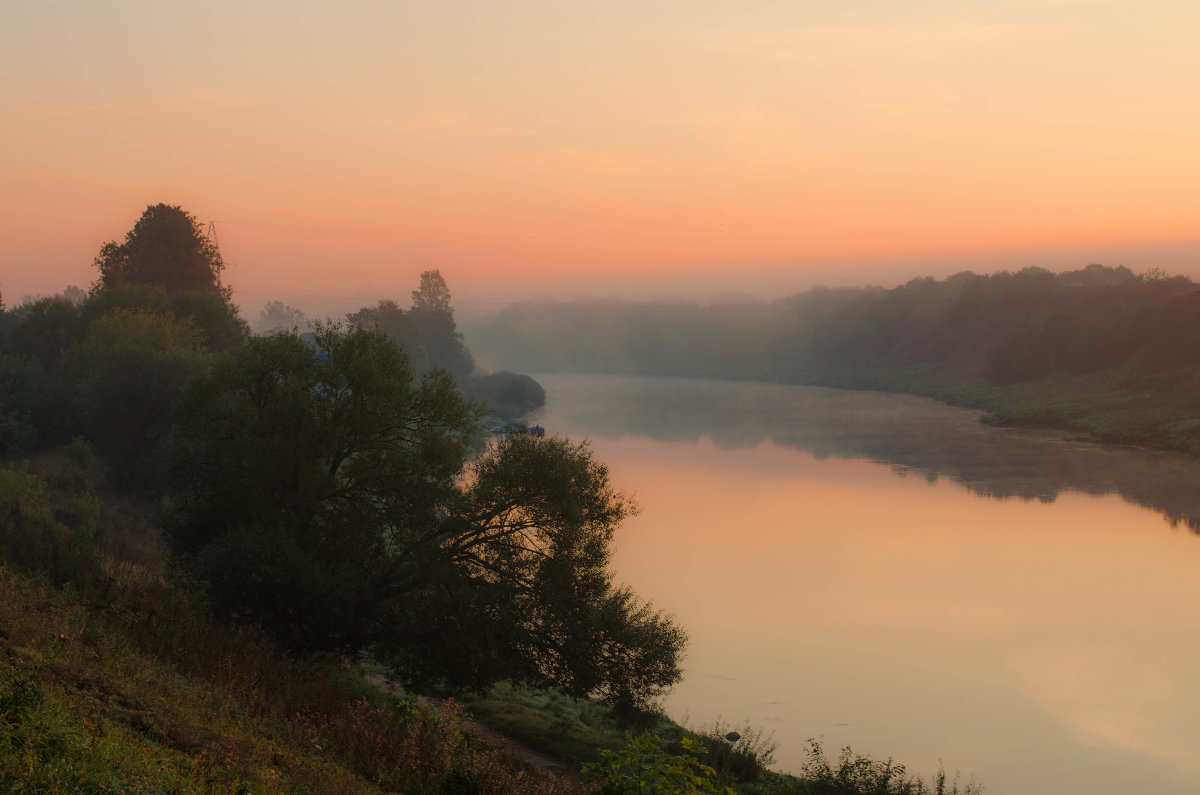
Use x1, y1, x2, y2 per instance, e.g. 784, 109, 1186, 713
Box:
408, 269, 474, 378
93, 204, 224, 294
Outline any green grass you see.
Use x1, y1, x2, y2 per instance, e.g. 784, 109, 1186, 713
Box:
790, 362, 1200, 459
463, 681, 630, 766
0, 453, 586, 794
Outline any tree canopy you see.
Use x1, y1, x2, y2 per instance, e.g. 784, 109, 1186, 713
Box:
93, 204, 224, 294
167, 323, 684, 715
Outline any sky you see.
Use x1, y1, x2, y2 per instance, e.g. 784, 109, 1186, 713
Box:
4, 0, 1200, 319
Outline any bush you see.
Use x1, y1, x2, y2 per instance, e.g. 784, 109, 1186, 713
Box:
583, 732, 734, 795
0, 464, 95, 585
465, 371, 547, 418
794, 740, 982, 795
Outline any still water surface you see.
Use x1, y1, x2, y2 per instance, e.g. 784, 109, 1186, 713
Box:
531, 374, 1200, 795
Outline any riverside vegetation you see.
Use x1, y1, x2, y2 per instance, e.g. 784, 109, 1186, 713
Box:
470, 263, 1200, 458
1, 204, 980, 792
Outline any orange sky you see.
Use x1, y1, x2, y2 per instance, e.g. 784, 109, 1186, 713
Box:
4, 1, 1200, 318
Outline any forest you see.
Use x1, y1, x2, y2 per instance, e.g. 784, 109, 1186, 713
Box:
469, 264, 1200, 455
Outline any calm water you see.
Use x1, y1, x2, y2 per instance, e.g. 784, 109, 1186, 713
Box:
530, 374, 1200, 795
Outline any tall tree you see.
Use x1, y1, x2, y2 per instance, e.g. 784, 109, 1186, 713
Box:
93, 204, 224, 294
408, 269, 474, 379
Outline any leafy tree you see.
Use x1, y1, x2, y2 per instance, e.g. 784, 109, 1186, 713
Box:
448, 434, 683, 714
168, 323, 479, 652
82, 284, 247, 353
0, 356, 49, 454
346, 299, 428, 370
1, 297, 85, 370
168, 324, 685, 716
0, 298, 86, 452
65, 309, 209, 487
254, 300, 309, 334
409, 270, 475, 379
380, 433, 686, 716
93, 204, 224, 294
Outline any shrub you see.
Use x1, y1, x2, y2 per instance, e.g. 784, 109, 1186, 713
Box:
583, 731, 734, 794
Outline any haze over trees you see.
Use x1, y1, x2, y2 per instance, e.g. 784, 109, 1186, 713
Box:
0, 203, 682, 718
469, 265, 1200, 454
344, 270, 545, 418
253, 299, 309, 334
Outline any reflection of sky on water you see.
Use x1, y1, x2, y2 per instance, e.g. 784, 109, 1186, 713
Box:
532, 374, 1200, 795
532, 373, 1200, 531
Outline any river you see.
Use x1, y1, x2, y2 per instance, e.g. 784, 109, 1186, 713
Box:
529, 374, 1200, 795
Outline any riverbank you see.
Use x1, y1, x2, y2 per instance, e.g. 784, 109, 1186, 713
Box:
789, 363, 1200, 458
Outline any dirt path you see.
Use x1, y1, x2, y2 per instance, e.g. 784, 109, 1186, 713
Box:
364, 673, 572, 777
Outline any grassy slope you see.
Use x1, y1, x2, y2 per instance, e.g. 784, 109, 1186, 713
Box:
0, 452, 583, 794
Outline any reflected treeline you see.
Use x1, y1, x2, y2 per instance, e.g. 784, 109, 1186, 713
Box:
536, 375, 1200, 532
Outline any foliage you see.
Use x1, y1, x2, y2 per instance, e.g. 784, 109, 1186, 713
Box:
169, 323, 683, 716
463, 681, 629, 766
346, 298, 428, 370
82, 283, 248, 352
0, 455, 587, 793
468, 265, 1200, 456
0, 355, 55, 454
389, 433, 686, 718
409, 269, 475, 379
696, 718, 778, 784
0, 464, 95, 585
1, 296, 85, 369
465, 370, 547, 419
583, 732, 734, 794
168, 322, 478, 653
793, 740, 982, 795
64, 308, 210, 488
256, 299, 310, 334
93, 203, 225, 294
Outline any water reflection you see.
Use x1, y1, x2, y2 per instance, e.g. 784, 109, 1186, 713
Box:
533, 374, 1200, 532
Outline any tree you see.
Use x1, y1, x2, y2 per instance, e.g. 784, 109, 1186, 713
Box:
65, 308, 209, 487
168, 324, 685, 715
93, 204, 224, 294
408, 270, 474, 379
1, 297, 84, 370
82, 284, 247, 353
380, 432, 686, 716
462, 371, 546, 418
168, 323, 479, 652
255, 300, 309, 334
346, 299, 427, 371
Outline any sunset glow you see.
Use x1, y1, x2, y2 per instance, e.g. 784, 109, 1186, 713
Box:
5, 1, 1200, 314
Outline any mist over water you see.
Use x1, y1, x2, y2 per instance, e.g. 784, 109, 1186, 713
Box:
533, 374, 1200, 795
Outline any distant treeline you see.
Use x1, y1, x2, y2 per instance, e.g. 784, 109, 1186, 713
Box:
469, 264, 1200, 453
